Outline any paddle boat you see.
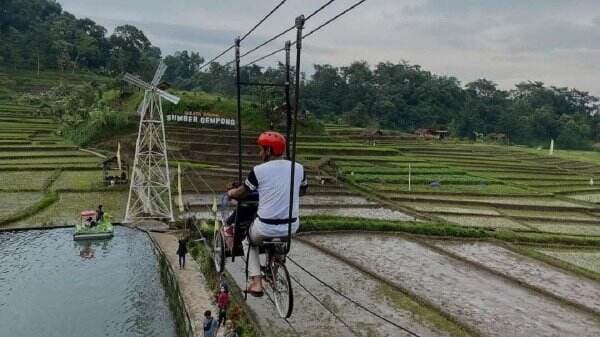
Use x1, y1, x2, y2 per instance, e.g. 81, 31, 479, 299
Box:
73, 210, 114, 241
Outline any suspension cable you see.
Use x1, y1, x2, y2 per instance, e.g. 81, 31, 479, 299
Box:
305, 0, 335, 21
240, 0, 288, 42
242, 46, 286, 67
239, 0, 336, 60
288, 273, 362, 336
199, 45, 235, 71
171, 149, 216, 195
239, 0, 367, 67
287, 256, 422, 337
240, 25, 296, 59
303, 0, 367, 40
199, 0, 291, 69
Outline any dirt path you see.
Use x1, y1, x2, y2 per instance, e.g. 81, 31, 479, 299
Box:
150, 232, 214, 337
225, 240, 462, 337
303, 234, 600, 337
430, 240, 600, 315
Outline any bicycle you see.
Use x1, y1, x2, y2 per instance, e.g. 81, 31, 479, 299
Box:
213, 193, 294, 319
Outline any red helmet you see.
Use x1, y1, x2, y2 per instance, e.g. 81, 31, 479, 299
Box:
257, 131, 286, 156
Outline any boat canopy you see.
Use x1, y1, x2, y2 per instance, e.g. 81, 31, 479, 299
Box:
80, 210, 97, 217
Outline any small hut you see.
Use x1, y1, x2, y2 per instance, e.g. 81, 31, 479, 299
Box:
102, 156, 129, 186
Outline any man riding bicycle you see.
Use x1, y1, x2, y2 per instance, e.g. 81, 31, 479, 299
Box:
226, 131, 307, 296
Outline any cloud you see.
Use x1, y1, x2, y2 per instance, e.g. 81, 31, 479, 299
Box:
57, 0, 600, 95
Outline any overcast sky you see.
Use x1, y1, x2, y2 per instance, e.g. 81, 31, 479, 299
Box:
58, 0, 600, 95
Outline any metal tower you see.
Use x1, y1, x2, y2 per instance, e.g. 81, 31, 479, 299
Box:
123, 61, 180, 223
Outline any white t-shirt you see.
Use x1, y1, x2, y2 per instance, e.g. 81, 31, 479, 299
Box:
244, 159, 307, 237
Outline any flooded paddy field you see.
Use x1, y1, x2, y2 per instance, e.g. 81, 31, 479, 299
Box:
302, 233, 600, 337
535, 248, 600, 274
224, 240, 468, 337
184, 193, 415, 221
429, 240, 600, 314
525, 222, 600, 236
0, 227, 175, 337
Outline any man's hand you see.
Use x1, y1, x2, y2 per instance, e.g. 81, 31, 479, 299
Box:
227, 184, 248, 200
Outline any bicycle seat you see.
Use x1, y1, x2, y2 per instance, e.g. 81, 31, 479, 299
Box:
261, 238, 290, 255
262, 237, 289, 244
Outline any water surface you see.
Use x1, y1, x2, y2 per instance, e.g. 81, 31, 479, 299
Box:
0, 227, 176, 337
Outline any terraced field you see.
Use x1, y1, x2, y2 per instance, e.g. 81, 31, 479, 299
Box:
5, 101, 600, 337
302, 233, 600, 337
0, 103, 122, 228
301, 128, 600, 239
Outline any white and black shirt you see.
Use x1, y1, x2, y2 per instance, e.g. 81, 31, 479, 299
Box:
244, 159, 307, 237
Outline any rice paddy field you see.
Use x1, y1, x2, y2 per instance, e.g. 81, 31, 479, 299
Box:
4, 100, 600, 337
0, 103, 123, 227
300, 127, 600, 239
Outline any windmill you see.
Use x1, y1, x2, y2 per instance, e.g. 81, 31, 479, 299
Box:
123, 61, 179, 223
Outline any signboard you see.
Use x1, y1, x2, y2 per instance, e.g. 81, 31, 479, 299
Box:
166, 111, 236, 127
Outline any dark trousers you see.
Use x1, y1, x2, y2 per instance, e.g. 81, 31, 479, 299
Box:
218, 308, 226, 327
178, 254, 186, 268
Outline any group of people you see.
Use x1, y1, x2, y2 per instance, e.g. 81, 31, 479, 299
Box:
203, 281, 237, 337
85, 205, 105, 228
200, 131, 307, 336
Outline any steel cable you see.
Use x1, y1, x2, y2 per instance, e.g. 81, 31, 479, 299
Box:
239, 0, 367, 67
305, 0, 336, 21
240, 25, 296, 59
288, 272, 362, 336
199, 45, 235, 70
240, 0, 288, 42
302, 0, 367, 40
199, 0, 290, 69
287, 256, 422, 337
242, 46, 287, 67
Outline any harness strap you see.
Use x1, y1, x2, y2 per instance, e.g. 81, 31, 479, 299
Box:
258, 217, 297, 225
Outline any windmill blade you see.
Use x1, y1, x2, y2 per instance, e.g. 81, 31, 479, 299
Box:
151, 61, 167, 86
157, 89, 180, 105
123, 73, 152, 90
136, 96, 149, 115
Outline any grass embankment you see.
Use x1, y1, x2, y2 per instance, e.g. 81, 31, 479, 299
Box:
0, 191, 58, 226
375, 284, 476, 337
300, 216, 600, 247
188, 240, 259, 337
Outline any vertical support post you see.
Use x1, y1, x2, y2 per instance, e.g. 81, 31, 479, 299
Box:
158, 94, 175, 223
408, 163, 412, 193
286, 15, 304, 255
284, 41, 292, 159
235, 37, 242, 184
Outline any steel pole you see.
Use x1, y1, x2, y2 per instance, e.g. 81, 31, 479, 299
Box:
286, 15, 304, 255
235, 37, 242, 184
284, 40, 292, 159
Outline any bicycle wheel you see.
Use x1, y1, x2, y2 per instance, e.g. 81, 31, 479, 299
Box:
213, 231, 225, 273
270, 259, 294, 319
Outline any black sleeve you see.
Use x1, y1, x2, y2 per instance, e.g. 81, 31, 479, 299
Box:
244, 169, 258, 191
300, 171, 308, 194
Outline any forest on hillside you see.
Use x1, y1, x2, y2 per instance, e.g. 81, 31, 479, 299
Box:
2, 0, 599, 149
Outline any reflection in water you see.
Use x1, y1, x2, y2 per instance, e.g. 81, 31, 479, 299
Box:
0, 227, 176, 337
78, 241, 96, 259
